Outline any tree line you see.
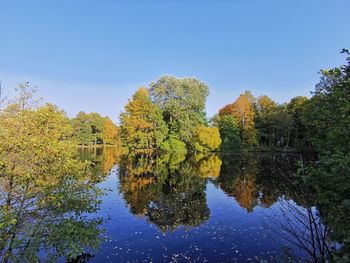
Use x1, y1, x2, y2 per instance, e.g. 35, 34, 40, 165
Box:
0, 85, 120, 147
119, 76, 312, 154
118, 53, 347, 160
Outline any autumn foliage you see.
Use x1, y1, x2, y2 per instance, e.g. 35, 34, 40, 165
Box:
120, 88, 168, 150
192, 126, 221, 152
218, 92, 257, 147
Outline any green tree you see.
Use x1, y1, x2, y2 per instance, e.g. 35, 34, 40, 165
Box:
255, 95, 277, 146
89, 112, 105, 144
160, 134, 187, 156
217, 115, 241, 152
120, 88, 168, 150
301, 54, 350, 261
303, 62, 350, 154
270, 105, 293, 147
71, 111, 93, 145
149, 76, 209, 144
287, 96, 309, 149
255, 96, 293, 148
71, 111, 105, 145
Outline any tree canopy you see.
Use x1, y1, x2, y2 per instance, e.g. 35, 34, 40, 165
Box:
219, 92, 257, 147
71, 111, 119, 146
120, 87, 168, 150
149, 76, 209, 144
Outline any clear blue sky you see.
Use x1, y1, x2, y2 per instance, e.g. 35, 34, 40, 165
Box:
1, 0, 349, 122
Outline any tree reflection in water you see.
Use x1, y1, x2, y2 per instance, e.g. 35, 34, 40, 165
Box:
0, 174, 104, 262
78, 146, 125, 175
217, 152, 335, 262
117, 150, 337, 261
1, 144, 338, 261
118, 152, 211, 232
216, 152, 258, 212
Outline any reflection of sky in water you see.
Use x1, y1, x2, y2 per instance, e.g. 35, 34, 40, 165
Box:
90, 165, 311, 262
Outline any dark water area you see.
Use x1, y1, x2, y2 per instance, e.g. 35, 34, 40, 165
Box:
75, 148, 332, 262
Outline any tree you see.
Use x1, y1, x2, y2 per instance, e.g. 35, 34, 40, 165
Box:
71, 112, 94, 145
303, 154, 350, 261
243, 90, 257, 112
255, 96, 293, 148
149, 76, 209, 144
257, 95, 276, 114
89, 112, 105, 144
192, 126, 221, 152
120, 87, 168, 150
269, 105, 293, 147
301, 54, 350, 261
71, 111, 105, 145
302, 61, 350, 154
287, 96, 309, 149
255, 95, 276, 145
219, 92, 257, 146
217, 115, 241, 152
0, 85, 103, 261
218, 103, 234, 116
160, 134, 187, 156
102, 116, 119, 145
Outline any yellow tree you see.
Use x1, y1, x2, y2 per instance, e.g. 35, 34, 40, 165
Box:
192, 126, 222, 152
0, 85, 103, 261
257, 95, 276, 114
120, 88, 168, 150
103, 117, 119, 145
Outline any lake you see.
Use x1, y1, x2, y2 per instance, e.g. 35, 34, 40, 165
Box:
75, 147, 330, 262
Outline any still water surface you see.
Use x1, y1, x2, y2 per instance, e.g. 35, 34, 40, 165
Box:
77, 148, 327, 262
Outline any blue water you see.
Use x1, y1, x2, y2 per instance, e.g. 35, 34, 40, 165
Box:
0, 148, 334, 262
86, 152, 316, 262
